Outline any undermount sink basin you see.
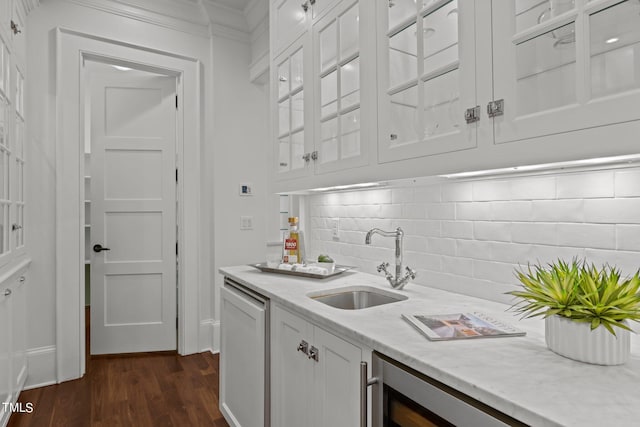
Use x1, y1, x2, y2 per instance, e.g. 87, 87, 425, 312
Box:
308, 286, 407, 310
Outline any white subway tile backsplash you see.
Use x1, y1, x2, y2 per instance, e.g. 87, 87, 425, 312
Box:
416, 220, 441, 237
405, 252, 441, 271
512, 222, 557, 246
556, 223, 616, 250
557, 171, 614, 199
615, 169, 640, 197
442, 182, 473, 202
392, 188, 414, 204
490, 242, 534, 264
584, 199, 640, 224
414, 185, 441, 203
473, 260, 518, 283
474, 221, 511, 242
441, 221, 474, 239
426, 237, 456, 256
491, 201, 532, 221
584, 249, 640, 277
528, 245, 586, 265
531, 200, 584, 222
426, 203, 456, 220
616, 225, 640, 252
473, 180, 511, 201
380, 204, 403, 219
441, 255, 473, 277
456, 202, 492, 220
509, 176, 556, 200
404, 235, 428, 252
307, 167, 640, 304
402, 203, 427, 219
456, 240, 493, 260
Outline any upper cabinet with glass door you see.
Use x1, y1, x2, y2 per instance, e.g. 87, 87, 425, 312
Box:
274, 37, 313, 181
377, 0, 478, 163
491, 0, 640, 144
313, 0, 372, 174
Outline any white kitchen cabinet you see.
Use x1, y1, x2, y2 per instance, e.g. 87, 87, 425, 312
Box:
272, 0, 375, 184
311, 0, 374, 175
0, 263, 29, 427
377, 0, 478, 163
220, 280, 268, 427
271, 304, 363, 427
272, 0, 310, 56
273, 34, 314, 181
489, 0, 640, 145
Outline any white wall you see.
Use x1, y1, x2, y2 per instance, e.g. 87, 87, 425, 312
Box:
25, 0, 268, 386
307, 166, 640, 304
211, 34, 270, 348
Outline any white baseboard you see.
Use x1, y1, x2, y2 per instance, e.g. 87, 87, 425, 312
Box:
24, 346, 57, 390
199, 319, 219, 353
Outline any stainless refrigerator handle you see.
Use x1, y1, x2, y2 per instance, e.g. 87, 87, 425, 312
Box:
360, 361, 378, 427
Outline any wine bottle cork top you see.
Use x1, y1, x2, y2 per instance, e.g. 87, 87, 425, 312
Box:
288, 217, 299, 224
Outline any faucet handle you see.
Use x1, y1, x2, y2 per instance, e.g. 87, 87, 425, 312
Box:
405, 266, 417, 280
377, 262, 390, 273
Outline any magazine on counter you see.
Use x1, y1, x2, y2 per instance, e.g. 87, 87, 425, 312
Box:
402, 312, 526, 341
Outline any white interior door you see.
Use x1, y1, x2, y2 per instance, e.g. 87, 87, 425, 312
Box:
90, 70, 177, 355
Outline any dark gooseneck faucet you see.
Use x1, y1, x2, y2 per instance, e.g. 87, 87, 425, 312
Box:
365, 227, 416, 290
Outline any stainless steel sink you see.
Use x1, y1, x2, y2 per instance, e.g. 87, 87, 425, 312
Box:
309, 286, 407, 310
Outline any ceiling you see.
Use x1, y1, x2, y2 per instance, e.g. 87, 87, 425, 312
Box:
208, 0, 253, 12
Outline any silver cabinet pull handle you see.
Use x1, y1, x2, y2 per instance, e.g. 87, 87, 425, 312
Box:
360, 362, 378, 427
308, 345, 319, 362
297, 340, 309, 355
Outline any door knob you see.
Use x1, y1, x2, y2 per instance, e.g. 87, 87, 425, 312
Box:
93, 244, 111, 253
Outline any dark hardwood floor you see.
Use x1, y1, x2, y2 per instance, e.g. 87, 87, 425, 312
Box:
8, 308, 230, 427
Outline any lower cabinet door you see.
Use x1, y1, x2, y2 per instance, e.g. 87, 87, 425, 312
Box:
271, 305, 312, 427
312, 326, 362, 427
220, 285, 266, 427
11, 274, 27, 397
271, 304, 364, 427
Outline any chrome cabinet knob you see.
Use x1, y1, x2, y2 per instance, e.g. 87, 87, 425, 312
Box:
4, 289, 11, 296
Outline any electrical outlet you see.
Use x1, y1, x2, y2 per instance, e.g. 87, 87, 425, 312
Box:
240, 216, 253, 230
329, 218, 340, 240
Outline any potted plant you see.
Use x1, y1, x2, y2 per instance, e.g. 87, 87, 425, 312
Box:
508, 259, 640, 365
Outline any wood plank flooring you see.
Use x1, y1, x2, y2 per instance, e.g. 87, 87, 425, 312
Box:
7, 309, 230, 427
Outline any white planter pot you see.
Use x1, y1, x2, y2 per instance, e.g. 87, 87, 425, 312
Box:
545, 315, 630, 365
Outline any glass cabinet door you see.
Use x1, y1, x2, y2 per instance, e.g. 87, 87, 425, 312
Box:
313, 0, 370, 174
492, 0, 640, 144
378, 0, 477, 163
274, 37, 314, 180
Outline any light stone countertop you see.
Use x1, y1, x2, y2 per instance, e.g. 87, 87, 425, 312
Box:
219, 265, 640, 427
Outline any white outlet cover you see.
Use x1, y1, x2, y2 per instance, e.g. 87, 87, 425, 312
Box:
330, 218, 339, 240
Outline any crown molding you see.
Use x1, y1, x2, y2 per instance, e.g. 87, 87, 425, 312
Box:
62, 0, 211, 38
201, 0, 251, 42
244, 0, 267, 33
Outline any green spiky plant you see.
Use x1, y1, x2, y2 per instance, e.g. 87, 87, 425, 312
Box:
508, 259, 640, 336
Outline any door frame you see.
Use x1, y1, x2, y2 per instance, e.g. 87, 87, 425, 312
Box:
55, 27, 203, 383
